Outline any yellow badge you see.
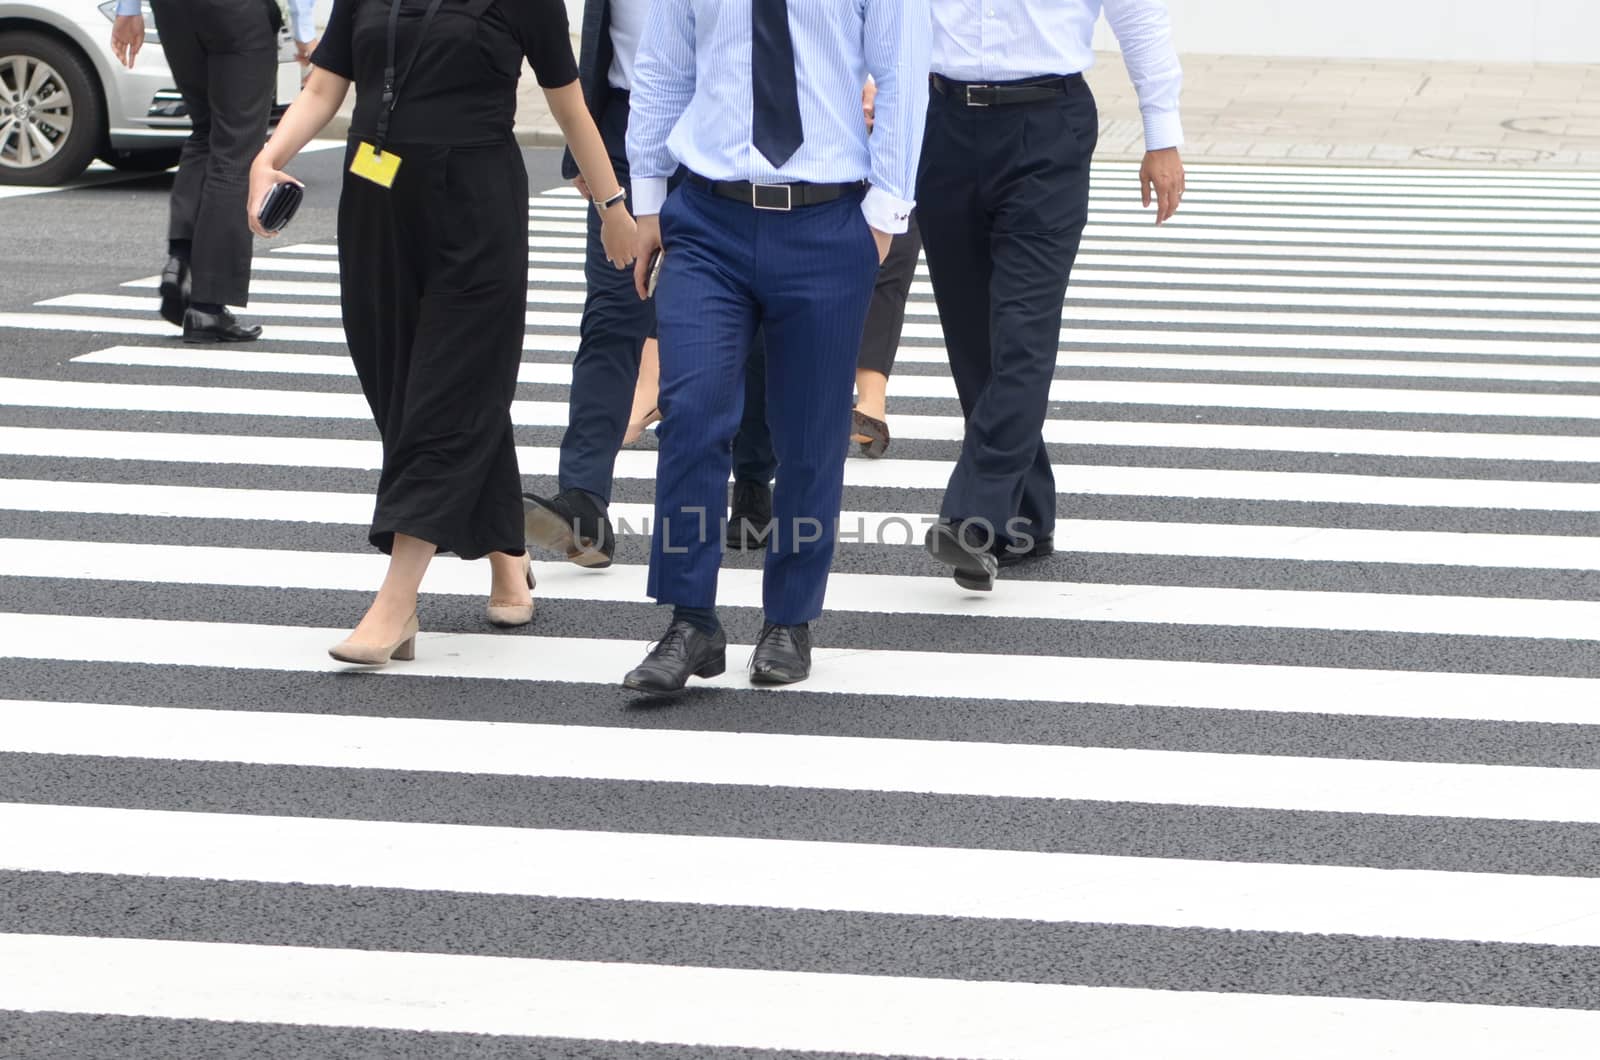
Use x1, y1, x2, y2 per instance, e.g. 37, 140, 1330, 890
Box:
349, 141, 402, 188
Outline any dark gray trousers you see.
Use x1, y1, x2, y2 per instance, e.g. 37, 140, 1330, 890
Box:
150, 0, 277, 306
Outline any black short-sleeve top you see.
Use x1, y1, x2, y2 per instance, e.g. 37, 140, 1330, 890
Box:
313, 0, 578, 146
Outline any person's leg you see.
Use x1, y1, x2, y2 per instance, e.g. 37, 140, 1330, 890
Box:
623, 337, 661, 445
647, 182, 760, 613
342, 532, 437, 650
853, 211, 922, 431
557, 95, 654, 503
732, 328, 776, 485
916, 95, 996, 528
147, 0, 208, 255
956, 85, 1097, 550
186, 0, 275, 308
758, 195, 879, 627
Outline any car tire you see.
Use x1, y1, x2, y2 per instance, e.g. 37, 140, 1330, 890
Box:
0, 32, 105, 186
101, 146, 183, 173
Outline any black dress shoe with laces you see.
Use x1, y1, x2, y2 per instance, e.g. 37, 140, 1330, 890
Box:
158, 255, 190, 327
523, 488, 615, 568
925, 520, 1000, 591
995, 535, 1054, 569
183, 306, 261, 344
749, 622, 811, 686
622, 619, 728, 694
725, 480, 774, 551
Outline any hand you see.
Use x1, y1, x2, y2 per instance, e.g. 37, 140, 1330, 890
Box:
599, 202, 637, 270
1140, 147, 1185, 224
871, 226, 891, 264
862, 78, 878, 133
633, 215, 662, 300
248, 159, 301, 238
295, 37, 318, 67
111, 15, 144, 69
571, 174, 591, 201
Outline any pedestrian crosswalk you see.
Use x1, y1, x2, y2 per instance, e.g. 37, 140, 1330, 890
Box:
1, 159, 1597, 1058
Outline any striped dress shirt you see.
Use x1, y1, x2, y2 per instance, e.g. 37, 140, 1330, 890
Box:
626, 0, 931, 235
931, 0, 1183, 151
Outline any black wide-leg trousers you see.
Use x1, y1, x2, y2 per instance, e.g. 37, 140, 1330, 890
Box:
917, 79, 1097, 549
338, 138, 530, 561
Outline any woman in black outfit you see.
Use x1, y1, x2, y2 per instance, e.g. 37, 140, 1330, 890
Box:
247, 0, 635, 666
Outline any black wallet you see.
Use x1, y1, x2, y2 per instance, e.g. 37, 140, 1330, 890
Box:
257, 181, 304, 233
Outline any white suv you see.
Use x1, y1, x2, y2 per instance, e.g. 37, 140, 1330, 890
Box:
0, 0, 304, 185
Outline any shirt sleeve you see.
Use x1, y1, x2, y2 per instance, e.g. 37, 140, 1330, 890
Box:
1101, 0, 1184, 151
860, 0, 931, 234
626, 0, 697, 217
505, 0, 581, 89
288, 0, 319, 44
309, 0, 356, 80
115, 0, 140, 15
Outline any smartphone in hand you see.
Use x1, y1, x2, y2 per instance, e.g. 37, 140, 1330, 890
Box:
646, 248, 663, 298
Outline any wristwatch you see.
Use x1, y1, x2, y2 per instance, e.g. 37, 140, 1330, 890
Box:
595, 187, 627, 211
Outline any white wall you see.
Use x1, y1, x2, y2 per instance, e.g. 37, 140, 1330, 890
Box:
1093, 0, 1600, 64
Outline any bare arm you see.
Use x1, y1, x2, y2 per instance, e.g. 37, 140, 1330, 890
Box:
545, 81, 636, 268
247, 68, 351, 237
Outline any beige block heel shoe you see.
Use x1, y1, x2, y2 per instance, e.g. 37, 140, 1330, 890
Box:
329, 614, 419, 666
487, 556, 537, 628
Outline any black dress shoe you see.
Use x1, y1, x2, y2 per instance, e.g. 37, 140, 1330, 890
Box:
725, 480, 773, 550
183, 306, 261, 344
995, 536, 1054, 569
622, 619, 727, 694
749, 622, 811, 686
158, 255, 190, 327
925, 520, 999, 592
523, 488, 615, 568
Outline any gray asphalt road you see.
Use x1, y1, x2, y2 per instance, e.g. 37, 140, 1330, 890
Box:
0, 151, 1598, 1059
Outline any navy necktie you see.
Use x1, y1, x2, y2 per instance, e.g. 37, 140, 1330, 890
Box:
752, 0, 803, 168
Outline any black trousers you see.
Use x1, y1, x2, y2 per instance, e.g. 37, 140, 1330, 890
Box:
149, 0, 277, 307
917, 80, 1096, 548
558, 92, 775, 503
856, 211, 922, 379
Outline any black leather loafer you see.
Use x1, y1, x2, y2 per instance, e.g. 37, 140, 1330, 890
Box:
158, 255, 190, 327
183, 306, 261, 344
523, 488, 615, 568
725, 480, 773, 550
749, 622, 811, 686
925, 520, 999, 592
622, 619, 727, 694
995, 536, 1054, 569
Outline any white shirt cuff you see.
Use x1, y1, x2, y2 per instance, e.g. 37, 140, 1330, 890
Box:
1143, 110, 1185, 152
862, 186, 913, 235
632, 176, 670, 217
115, 0, 141, 15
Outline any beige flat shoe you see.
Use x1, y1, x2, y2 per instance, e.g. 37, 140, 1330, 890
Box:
329, 614, 419, 666
487, 555, 537, 628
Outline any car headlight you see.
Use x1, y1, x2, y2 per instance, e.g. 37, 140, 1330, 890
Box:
98, 0, 161, 44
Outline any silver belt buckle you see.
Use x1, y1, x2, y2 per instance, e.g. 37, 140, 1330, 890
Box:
965, 84, 991, 107
751, 183, 793, 211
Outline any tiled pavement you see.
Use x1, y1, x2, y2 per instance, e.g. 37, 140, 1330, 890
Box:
509, 51, 1600, 169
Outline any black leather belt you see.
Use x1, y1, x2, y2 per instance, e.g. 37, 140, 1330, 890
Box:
686, 171, 864, 212
930, 73, 1083, 107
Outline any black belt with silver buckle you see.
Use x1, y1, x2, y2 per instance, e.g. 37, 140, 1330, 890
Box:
686, 172, 864, 212
930, 73, 1082, 107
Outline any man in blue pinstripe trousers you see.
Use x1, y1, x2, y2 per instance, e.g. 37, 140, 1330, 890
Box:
620, 0, 930, 693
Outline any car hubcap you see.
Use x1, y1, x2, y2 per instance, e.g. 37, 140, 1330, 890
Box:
0, 55, 74, 170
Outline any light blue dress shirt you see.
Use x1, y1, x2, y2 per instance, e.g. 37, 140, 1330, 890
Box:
931, 0, 1183, 151
626, 0, 931, 235
117, 0, 319, 44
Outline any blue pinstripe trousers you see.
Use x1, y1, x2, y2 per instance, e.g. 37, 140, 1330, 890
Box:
647, 179, 879, 624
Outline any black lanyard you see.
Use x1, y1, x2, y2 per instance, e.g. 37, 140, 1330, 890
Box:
375, 0, 447, 155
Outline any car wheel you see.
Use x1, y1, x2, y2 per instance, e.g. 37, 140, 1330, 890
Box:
101, 146, 183, 173
0, 33, 105, 186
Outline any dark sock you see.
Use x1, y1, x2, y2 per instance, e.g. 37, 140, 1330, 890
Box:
168, 239, 191, 262
190, 301, 223, 315
672, 605, 721, 635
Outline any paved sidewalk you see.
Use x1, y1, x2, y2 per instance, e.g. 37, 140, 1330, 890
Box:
512, 52, 1600, 169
